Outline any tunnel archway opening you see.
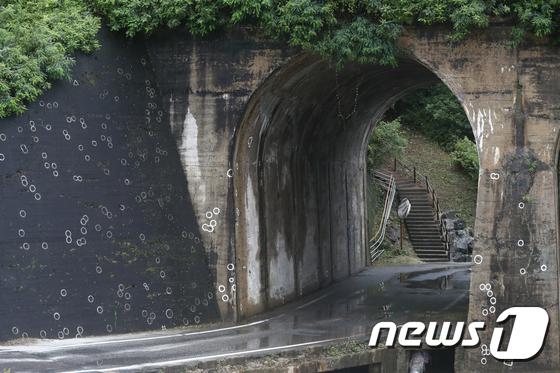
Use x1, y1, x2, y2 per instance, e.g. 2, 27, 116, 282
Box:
366, 82, 478, 265
233, 53, 477, 318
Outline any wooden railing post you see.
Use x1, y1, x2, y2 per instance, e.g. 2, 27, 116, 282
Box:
413, 167, 416, 183
393, 157, 397, 172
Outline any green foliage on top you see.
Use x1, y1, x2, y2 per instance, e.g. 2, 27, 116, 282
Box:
90, 0, 560, 67
0, 0, 100, 118
394, 83, 473, 151
367, 118, 407, 170
3, 1, 560, 118
91, 0, 225, 37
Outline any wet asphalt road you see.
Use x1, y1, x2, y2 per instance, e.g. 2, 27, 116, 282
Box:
0, 263, 471, 372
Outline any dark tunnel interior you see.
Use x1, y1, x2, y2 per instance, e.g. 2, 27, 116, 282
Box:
234, 54, 447, 315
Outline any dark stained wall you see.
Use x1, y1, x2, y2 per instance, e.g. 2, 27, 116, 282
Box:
0, 29, 219, 341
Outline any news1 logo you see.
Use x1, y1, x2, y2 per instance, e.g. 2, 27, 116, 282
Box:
369, 307, 549, 360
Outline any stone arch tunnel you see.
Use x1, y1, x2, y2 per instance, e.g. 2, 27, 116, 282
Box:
1, 25, 560, 372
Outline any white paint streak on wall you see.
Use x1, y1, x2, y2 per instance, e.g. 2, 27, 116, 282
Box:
473, 108, 498, 154
269, 234, 294, 302
460, 101, 486, 169
245, 176, 261, 306
488, 108, 494, 135
180, 108, 206, 206
476, 109, 485, 152
494, 147, 500, 166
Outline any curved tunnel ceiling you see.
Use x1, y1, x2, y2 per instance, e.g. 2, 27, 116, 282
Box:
255, 54, 439, 161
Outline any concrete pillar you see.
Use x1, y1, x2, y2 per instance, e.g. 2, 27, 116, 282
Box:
401, 26, 560, 372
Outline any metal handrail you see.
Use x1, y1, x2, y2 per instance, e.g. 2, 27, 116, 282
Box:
369, 171, 397, 263
392, 158, 450, 259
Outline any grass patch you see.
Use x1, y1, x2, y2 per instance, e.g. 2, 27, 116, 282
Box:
400, 127, 477, 227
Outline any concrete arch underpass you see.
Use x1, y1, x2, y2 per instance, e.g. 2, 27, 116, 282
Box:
2, 25, 560, 372
230, 29, 560, 371
234, 54, 445, 315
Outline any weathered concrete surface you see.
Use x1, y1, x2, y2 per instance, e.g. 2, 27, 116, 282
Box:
1, 22, 560, 373
146, 30, 293, 319
230, 27, 560, 371
399, 27, 560, 372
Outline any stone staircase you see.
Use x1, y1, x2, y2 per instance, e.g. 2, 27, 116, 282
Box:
396, 178, 448, 261
389, 160, 449, 262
